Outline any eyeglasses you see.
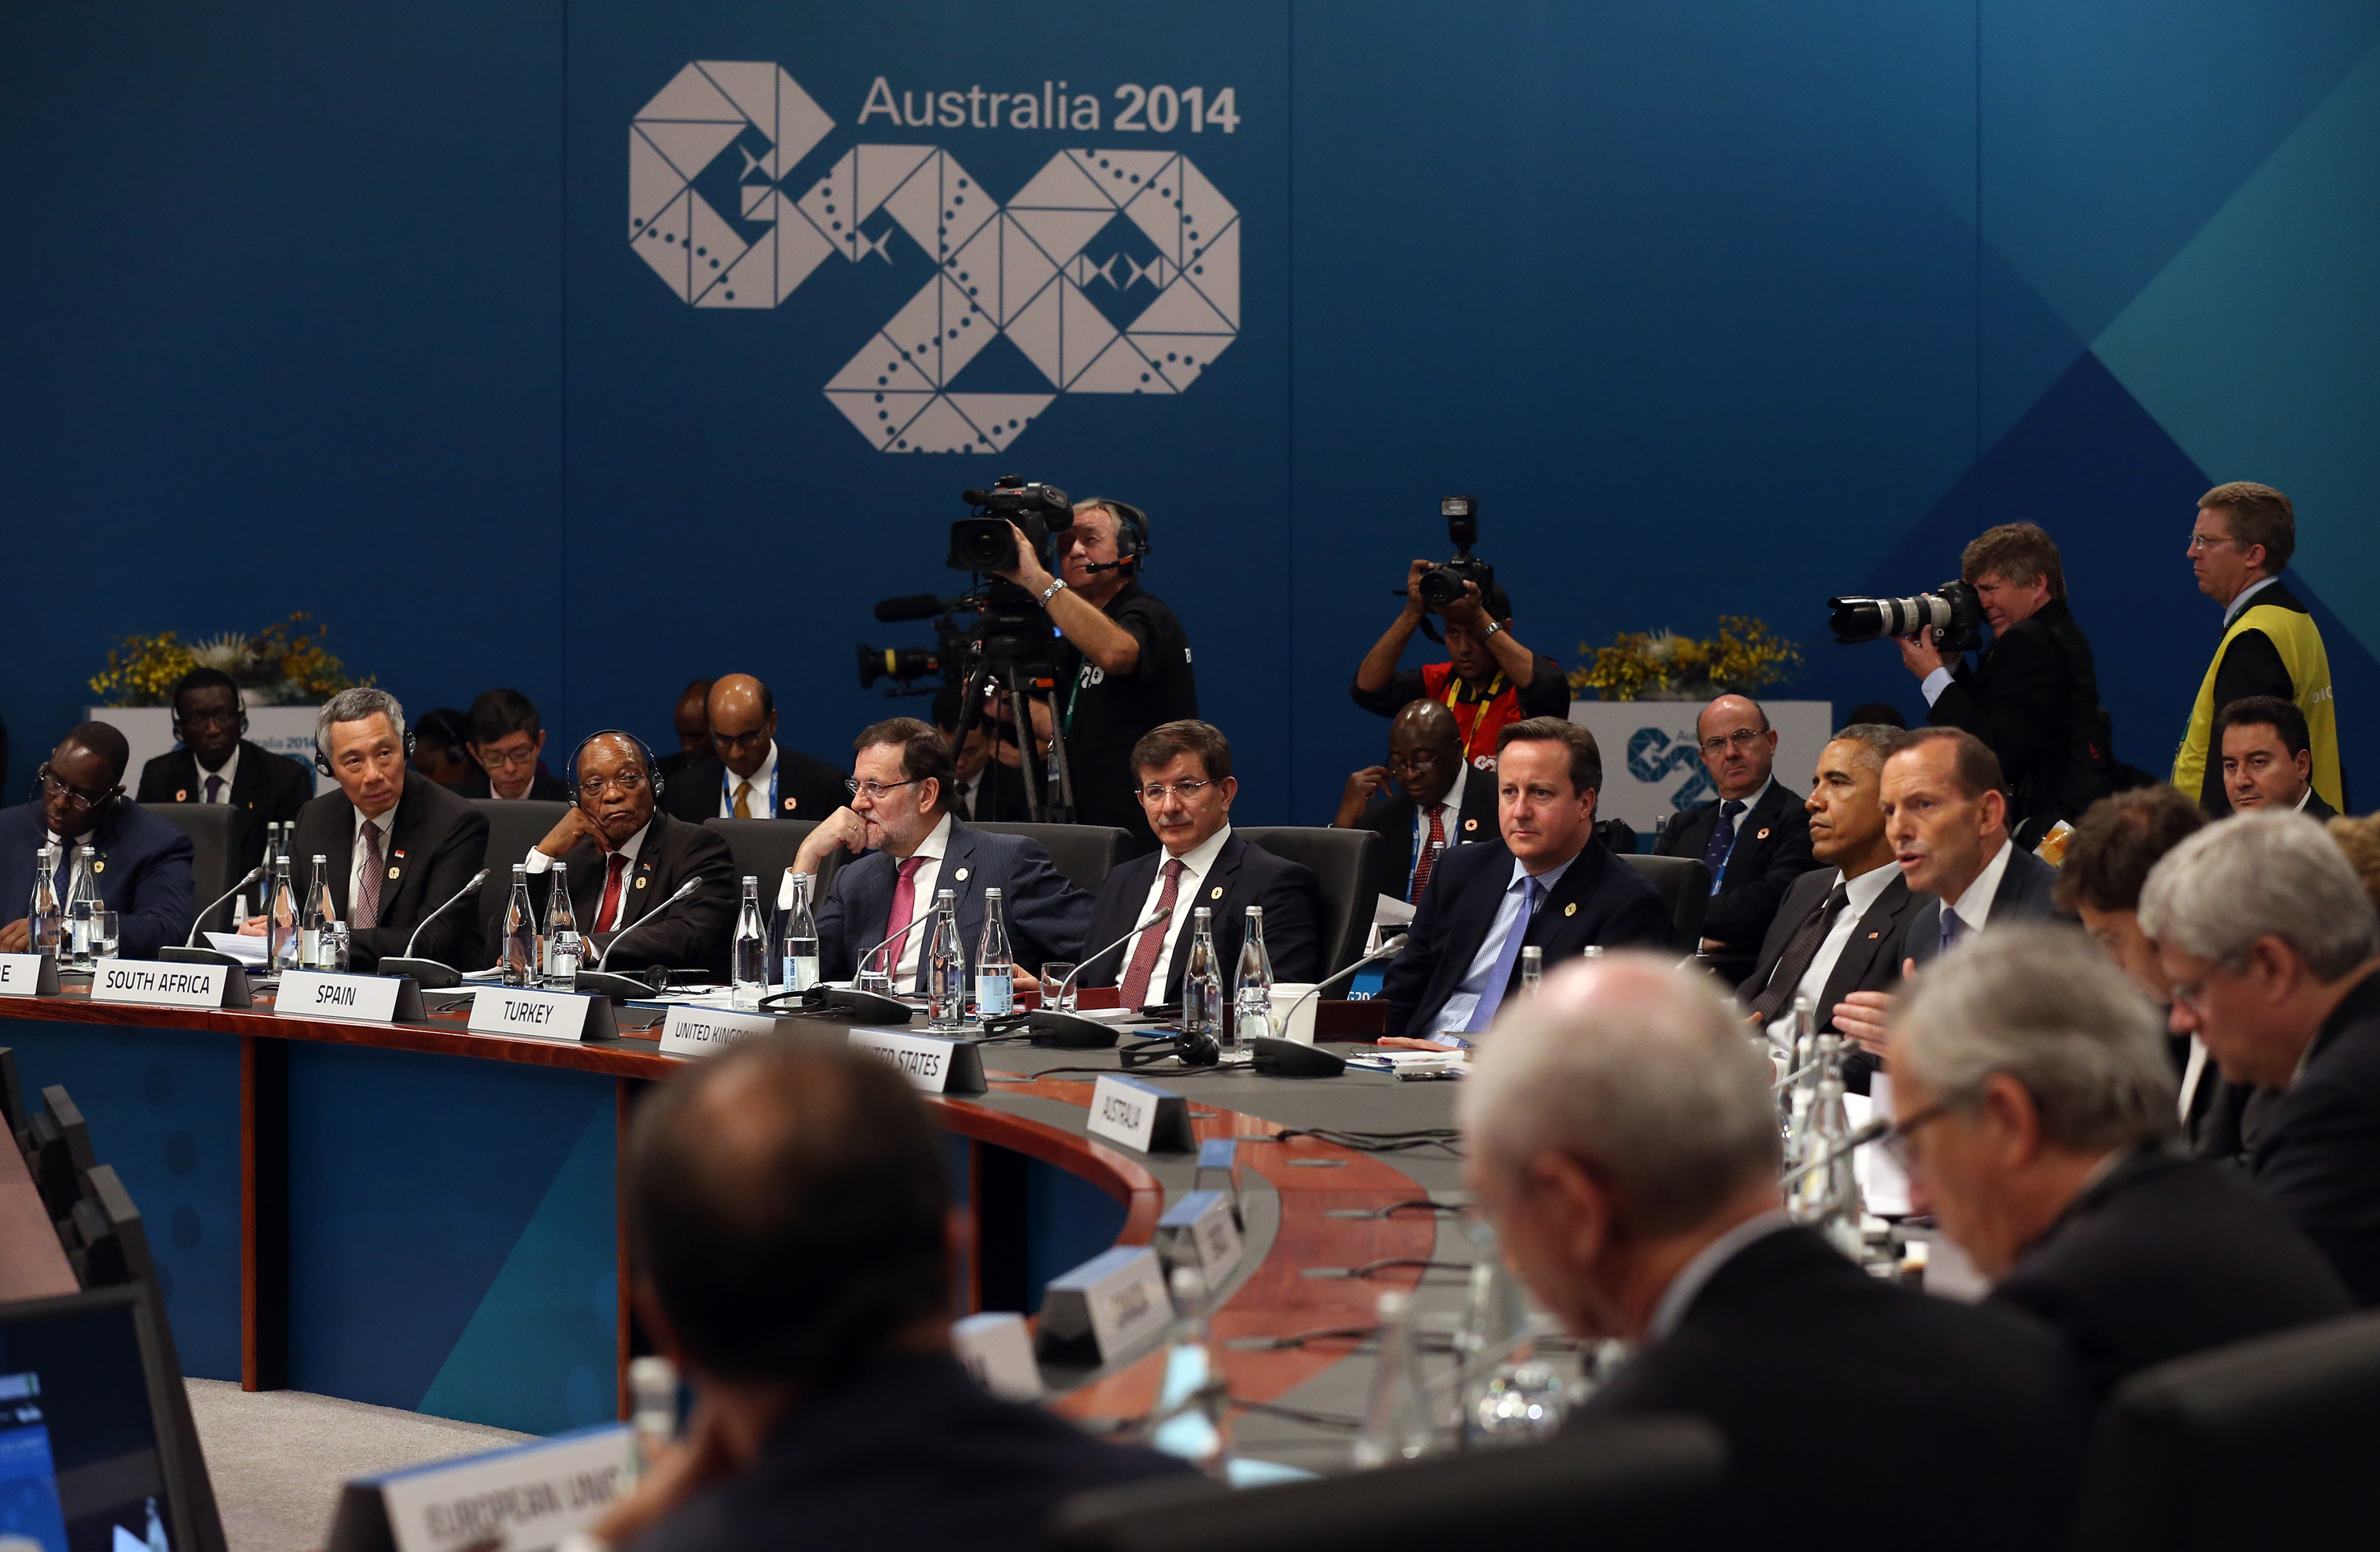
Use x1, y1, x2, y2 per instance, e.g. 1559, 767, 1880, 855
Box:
2187, 533, 2241, 554
1387, 752, 1448, 775
1879, 1098, 1958, 1170
713, 728, 772, 750
1698, 728, 1767, 756
1136, 778, 1214, 804
178, 708, 243, 731
39, 765, 121, 813
846, 778, 919, 801
476, 745, 541, 772
579, 771, 650, 799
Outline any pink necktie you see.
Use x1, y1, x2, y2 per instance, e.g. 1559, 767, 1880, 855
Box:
883, 855, 928, 987
355, 822, 384, 929
1119, 860, 1186, 1008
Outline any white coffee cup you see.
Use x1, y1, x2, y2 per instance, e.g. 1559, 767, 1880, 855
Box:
1267, 982, 1320, 1044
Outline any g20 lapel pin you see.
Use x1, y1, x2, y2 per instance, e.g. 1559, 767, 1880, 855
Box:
1210, 886, 1224, 900
388, 866, 401, 880
1563, 902, 1576, 917
953, 867, 970, 882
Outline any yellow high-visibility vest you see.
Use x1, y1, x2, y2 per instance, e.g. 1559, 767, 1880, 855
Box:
2174, 601, 2342, 811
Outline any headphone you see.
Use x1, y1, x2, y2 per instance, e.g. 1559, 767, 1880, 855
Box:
171, 689, 249, 749
1078, 497, 1151, 575
315, 728, 416, 777
564, 730, 667, 805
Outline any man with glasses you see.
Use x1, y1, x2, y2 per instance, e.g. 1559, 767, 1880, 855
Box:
1075, 720, 1322, 1007
507, 732, 737, 974
2174, 482, 2343, 815
791, 718, 1090, 989
1331, 699, 1497, 900
275, 689, 490, 973
457, 688, 567, 801
1887, 925, 2349, 1396
2143, 811, 2380, 1303
659, 674, 847, 825
1, 721, 194, 959
135, 667, 311, 884
1654, 694, 1819, 979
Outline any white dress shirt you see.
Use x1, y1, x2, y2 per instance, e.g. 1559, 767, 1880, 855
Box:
525, 821, 646, 879
1428, 849, 1581, 1036
2224, 573, 2282, 629
719, 744, 780, 820
1759, 861, 1899, 1044
193, 747, 240, 803
1409, 761, 1472, 877
883, 813, 955, 986
1941, 837, 2016, 938
1128, 824, 1234, 999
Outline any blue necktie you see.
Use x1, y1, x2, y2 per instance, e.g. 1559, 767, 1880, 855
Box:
1465, 876, 1543, 1034
1938, 907, 1969, 957
1701, 799, 1746, 895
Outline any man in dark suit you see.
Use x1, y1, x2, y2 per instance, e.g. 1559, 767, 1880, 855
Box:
0, 723, 194, 960
1459, 954, 2089, 1552
1076, 720, 1323, 1006
1654, 694, 1820, 978
654, 678, 713, 781
2216, 695, 2337, 820
2144, 811, 2380, 1304
661, 674, 846, 824
1737, 724, 1920, 1088
456, 687, 568, 802
593, 1039, 1191, 1552
794, 718, 1090, 989
134, 668, 312, 886
1380, 718, 1668, 1045
932, 683, 1035, 824
1889, 925, 2350, 1399
500, 732, 737, 975
1332, 699, 1497, 903
269, 690, 490, 973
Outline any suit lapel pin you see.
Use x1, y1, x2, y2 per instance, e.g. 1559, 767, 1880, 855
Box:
387, 866, 401, 880
1463, 818, 1478, 832
1563, 902, 1576, 917
635, 876, 649, 889
953, 867, 970, 882
394, 849, 407, 860
1867, 932, 1879, 940
93, 859, 106, 874
1210, 885, 1223, 900
174, 788, 188, 802
783, 797, 798, 811
1756, 827, 1771, 840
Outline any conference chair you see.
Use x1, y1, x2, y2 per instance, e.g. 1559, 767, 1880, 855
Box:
145, 802, 236, 932
1617, 854, 1712, 956
1, 1046, 26, 1140
467, 799, 574, 942
2071, 1310, 2380, 1551
970, 821, 1130, 893
703, 818, 841, 915
1596, 816, 1639, 856
1237, 826, 1382, 976
1051, 1416, 1727, 1552
23, 1085, 96, 1224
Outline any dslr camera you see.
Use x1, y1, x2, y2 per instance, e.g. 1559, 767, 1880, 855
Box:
1828, 579, 1984, 654
1414, 495, 1493, 610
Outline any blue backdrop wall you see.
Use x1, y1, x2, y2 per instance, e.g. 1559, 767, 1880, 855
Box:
6, 1, 2378, 819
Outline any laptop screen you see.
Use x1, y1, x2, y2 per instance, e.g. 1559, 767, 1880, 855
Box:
0, 1288, 182, 1552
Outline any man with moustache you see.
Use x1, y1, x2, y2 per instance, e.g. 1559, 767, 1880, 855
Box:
1332, 699, 1498, 901
1654, 694, 1819, 976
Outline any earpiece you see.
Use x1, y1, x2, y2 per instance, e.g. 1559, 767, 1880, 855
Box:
315, 732, 415, 778
1078, 497, 1151, 575
564, 729, 668, 804
171, 693, 249, 749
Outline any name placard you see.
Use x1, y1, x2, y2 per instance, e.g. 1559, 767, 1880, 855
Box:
343, 1422, 635, 1552
276, 971, 422, 1025
466, 986, 617, 1043
658, 1004, 786, 1058
0, 954, 61, 998
1088, 1073, 1194, 1154
90, 959, 251, 1010
1155, 1189, 1245, 1288
847, 1027, 986, 1094
1035, 1245, 1173, 1367
951, 1311, 1043, 1402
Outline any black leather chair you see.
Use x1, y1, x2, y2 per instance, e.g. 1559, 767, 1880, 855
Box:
1052, 1416, 1726, 1552
702, 818, 840, 918
2071, 1311, 2380, 1550
144, 802, 236, 935
468, 799, 574, 941
969, 821, 1129, 893
1618, 853, 1710, 955
1236, 826, 1378, 977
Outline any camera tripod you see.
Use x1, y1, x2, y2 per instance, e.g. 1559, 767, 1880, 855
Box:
951, 642, 1078, 824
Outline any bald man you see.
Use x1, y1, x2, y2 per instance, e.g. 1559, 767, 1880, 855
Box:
661, 674, 849, 824
1653, 694, 1819, 975
1334, 699, 1498, 901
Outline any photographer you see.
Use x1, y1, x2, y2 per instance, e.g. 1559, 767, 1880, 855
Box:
1893, 522, 2111, 847
1352, 564, 1568, 770
991, 496, 1196, 846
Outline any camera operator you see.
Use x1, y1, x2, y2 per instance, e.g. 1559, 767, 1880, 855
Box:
1892, 522, 2111, 848
991, 496, 1196, 847
1352, 565, 1568, 770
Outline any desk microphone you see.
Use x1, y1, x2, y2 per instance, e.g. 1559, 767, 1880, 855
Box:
160, 866, 267, 968
378, 869, 490, 990
790, 911, 937, 1025
595, 878, 703, 971
1777, 1116, 1892, 1193
1028, 905, 1176, 1048
571, 877, 704, 1000
1270, 934, 1410, 1040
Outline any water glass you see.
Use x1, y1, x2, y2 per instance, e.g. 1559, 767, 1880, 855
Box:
1040, 963, 1078, 1011
856, 965, 894, 996
326, 922, 351, 973
90, 911, 120, 963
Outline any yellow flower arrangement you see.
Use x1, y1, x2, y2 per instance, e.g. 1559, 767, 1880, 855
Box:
89, 612, 369, 707
1571, 616, 1801, 702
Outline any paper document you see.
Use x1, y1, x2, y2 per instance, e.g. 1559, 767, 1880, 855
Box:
201, 932, 270, 967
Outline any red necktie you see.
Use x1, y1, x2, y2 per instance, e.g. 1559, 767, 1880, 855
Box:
1411, 806, 1448, 900
1119, 859, 1186, 1008
882, 855, 928, 986
594, 854, 629, 932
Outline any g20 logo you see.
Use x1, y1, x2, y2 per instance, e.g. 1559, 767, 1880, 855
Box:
629, 61, 1242, 453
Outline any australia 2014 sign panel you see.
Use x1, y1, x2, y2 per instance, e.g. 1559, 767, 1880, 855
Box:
628, 61, 1242, 454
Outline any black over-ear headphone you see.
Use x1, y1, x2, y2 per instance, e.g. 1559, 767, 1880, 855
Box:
1079, 497, 1151, 575
314, 720, 417, 776
171, 690, 249, 749
564, 730, 668, 804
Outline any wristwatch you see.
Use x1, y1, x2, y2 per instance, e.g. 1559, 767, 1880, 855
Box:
1479, 620, 1505, 639
1040, 577, 1070, 604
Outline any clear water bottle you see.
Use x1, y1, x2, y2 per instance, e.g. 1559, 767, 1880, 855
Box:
545, 864, 580, 993
28, 844, 62, 959
1793, 1033, 1863, 1255
501, 865, 538, 988
1148, 1265, 1229, 1475
299, 855, 330, 969
781, 873, 820, 994
731, 876, 767, 1011
975, 887, 1014, 1019
60, 847, 99, 967
1419, 838, 1447, 900
1519, 944, 1543, 994
1232, 905, 1273, 1046
627, 1355, 680, 1481
925, 888, 967, 1031
1182, 907, 1222, 1040
264, 849, 299, 973
1352, 1288, 1435, 1468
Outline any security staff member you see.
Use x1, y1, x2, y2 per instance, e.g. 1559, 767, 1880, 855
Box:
1895, 522, 2111, 845
991, 497, 1196, 849
1352, 566, 1568, 774
2174, 482, 2343, 815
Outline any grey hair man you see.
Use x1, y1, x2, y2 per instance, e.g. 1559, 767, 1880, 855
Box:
2142, 810, 2380, 1303
1460, 954, 2087, 1552
1888, 925, 2349, 1397
277, 686, 490, 973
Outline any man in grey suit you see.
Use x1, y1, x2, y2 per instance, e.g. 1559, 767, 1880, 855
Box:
789, 717, 1091, 990
1834, 727, 2059, 1060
